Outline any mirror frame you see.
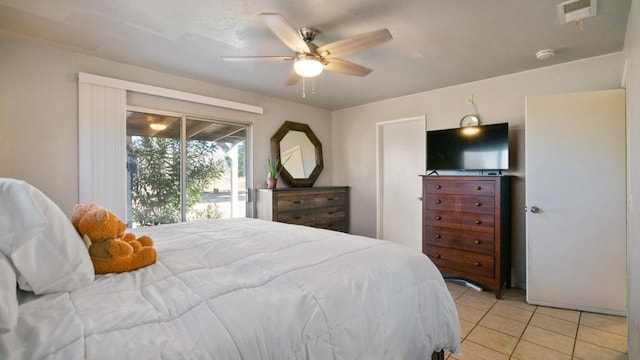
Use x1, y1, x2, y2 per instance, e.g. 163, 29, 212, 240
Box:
271, 121, 323, 187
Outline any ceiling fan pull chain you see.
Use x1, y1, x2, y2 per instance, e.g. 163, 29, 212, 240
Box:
312, 77, 316, 95
302, 77, 306, 98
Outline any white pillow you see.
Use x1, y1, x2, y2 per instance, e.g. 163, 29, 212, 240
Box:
0, 252, 17, 333
0, 178, 94, 296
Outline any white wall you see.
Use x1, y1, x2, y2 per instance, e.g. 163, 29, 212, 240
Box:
0, 35, 332, 217
624, 0, 640, 357
332, 53, 625, 288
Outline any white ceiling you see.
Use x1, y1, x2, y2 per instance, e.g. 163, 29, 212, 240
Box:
0, 0, 631, 110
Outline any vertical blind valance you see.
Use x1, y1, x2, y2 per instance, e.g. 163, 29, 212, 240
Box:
78, 82, 127, 219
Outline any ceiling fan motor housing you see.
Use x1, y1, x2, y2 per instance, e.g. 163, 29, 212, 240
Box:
299, 27, 319, 43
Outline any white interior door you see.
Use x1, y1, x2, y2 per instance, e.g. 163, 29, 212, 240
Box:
525, 89, 626, 315
377, 116, 425, 251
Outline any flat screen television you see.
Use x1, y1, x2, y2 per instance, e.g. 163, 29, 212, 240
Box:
426, 122, 509, 171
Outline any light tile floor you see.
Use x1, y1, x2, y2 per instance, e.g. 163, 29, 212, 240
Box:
445, 282, 628, 360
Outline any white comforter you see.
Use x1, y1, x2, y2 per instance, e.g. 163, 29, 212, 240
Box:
1, 218, 460, 359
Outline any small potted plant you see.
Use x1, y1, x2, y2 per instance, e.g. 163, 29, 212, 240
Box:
266, 157, 281, 189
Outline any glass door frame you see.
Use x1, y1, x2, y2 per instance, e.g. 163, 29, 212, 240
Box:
126, 105, 253, 224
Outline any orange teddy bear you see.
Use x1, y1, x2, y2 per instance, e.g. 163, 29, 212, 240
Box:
72, 203, 157, 274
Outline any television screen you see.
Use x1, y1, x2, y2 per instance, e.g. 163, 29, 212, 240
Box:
426, 123, 509, 171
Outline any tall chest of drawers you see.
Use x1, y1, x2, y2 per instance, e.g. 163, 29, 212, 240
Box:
256, 187, 350, 233
421, 175, 511, 298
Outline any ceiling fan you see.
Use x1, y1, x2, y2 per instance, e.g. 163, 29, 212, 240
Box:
222, 13, 393, 86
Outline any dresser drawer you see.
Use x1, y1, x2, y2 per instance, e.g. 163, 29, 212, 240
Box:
315, 192, 346, 207
425, 180, 495, 196
424, 194, 494, 214
256, 187, 350, 233
276, 194, 316, 211
314, 205, 346, 221
424, 226, 494, 255
420, 175, 511, 299
277, 209, 314, 225
317, 219, 348, 232
424, 246, 494, 278
425, 210, 494, 233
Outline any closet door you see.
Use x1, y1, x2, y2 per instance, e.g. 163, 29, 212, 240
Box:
377, 116, 426, 251
525, 89, 626, 315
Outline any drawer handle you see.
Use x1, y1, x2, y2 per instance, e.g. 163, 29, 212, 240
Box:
435, 199, 442, 204
435, 234, 441, 239
474, 220, 482, 225
327, 197, 335, 201
435, 185, 442, 189
292, 200, 302, 204
474, 262, 481, 267
476, 186, 482, 190
434, 254, 441, 259
435, 216, 442, 220
293, 216, 302, 219
474, 240, 481, 245
475, 202, 482, 207
327, 211, 336, 215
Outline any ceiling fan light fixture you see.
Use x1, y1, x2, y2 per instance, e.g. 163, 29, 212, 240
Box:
149, 123, 167, 131
294, 54, 323, 77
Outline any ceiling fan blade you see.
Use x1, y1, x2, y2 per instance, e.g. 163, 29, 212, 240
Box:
317, 29, 392, 58
221, 56, 294, 62
324, 58, 372, 76
260, 13, 310, 54
285, 69, 301, 86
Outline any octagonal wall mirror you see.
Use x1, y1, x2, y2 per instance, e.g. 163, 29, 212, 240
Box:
271, 121, 323, 187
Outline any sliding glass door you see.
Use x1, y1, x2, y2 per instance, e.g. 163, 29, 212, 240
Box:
126, 108, 249, 228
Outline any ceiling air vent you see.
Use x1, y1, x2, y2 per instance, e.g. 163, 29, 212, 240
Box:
557, 0, 597, 24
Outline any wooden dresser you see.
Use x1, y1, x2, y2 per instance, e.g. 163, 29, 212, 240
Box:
421, 175, 511, 298
256, 187, 350, 233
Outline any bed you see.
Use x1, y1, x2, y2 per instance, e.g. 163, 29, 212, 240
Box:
0, 179, 460, 359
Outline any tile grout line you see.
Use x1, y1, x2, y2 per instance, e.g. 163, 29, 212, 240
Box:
474, 294, 578, 359
507, 302, 537, 359
458, 289, 530, 357
457, 291, 518, 359
459, 287, 476, 343
449, 286, 628, 359
451, 286, 497, 359
447, 286, 469, 360
571, 311, 582, 360
578, 319, 628, 337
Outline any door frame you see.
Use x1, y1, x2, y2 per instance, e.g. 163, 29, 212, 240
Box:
375, 115, 426, 240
